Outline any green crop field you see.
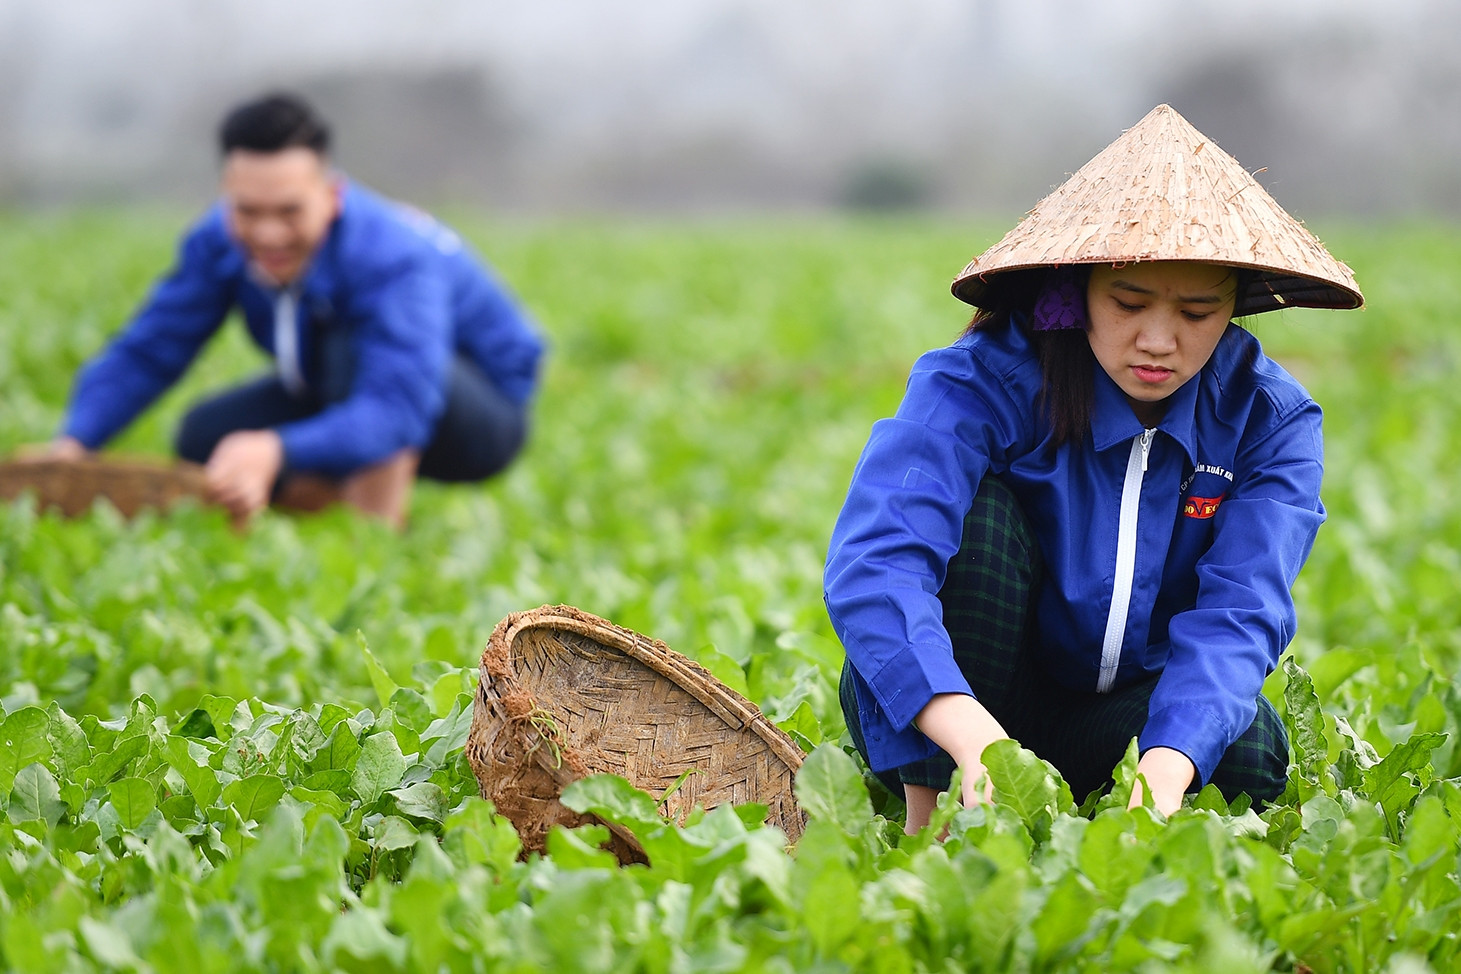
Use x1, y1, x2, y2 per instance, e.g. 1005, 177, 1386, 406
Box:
1, 211, 1459, 972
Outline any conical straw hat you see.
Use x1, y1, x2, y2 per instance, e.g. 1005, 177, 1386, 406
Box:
952, 104, 1363, 315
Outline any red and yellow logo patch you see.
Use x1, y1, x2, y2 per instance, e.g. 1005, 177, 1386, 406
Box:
1183, 495, 1224, 519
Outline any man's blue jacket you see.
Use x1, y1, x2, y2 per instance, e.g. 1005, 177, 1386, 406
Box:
63, 182, 545, 476
824, 316, 1325, 786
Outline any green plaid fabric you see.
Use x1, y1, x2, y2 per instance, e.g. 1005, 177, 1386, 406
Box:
840, 476, 1289, 806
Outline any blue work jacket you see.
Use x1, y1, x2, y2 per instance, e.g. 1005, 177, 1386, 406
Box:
824, 316, 1325, 785
63, 182, 545, 475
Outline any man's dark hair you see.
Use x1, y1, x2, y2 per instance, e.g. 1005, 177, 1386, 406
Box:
218, 93, 331, 156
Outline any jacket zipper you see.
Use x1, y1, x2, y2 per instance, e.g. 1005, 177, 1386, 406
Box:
1097, 428, 1155, 693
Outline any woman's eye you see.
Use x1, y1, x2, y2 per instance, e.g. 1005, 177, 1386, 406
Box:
1115, 299, 1142, 312
1182, 311, 1214, 321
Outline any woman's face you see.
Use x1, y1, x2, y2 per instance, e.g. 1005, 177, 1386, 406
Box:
1085, 261, 1238, 425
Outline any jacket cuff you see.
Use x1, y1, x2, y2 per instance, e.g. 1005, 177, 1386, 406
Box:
276, 423, 347, 477
61, 418, 108, 451
1139, 704, 1230, 787
864, 642, 975, 734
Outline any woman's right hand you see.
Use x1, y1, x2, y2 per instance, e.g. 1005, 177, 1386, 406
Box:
914, 692, 1011, 806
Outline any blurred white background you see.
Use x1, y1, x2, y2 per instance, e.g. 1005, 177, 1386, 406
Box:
1, 0, 1457, 216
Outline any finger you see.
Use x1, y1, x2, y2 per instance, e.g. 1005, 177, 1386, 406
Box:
208, 479, 256, 515
204, 477, 238, 506
242, 490, 268, 516
960, 767, 992, 807
217, 490, 251, 518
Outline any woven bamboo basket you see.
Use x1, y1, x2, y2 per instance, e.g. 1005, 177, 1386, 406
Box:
466, 605, 806, 862
0, 457, 209, 518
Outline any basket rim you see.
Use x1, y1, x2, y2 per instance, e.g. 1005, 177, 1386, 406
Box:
481, 603, 805, 772
0, 455, 208, 484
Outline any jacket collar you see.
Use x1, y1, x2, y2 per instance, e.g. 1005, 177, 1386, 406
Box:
1089, 348, 1202, 466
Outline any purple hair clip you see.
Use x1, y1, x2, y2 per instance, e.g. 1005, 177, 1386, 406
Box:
1032, 267, 1088, 332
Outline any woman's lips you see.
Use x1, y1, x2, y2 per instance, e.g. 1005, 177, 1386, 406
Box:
1132, 365, 1173, 384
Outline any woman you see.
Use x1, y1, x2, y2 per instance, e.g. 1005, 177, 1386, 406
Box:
825, 105, 1363, 830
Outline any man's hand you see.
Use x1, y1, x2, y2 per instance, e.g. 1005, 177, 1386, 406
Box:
914, 693, 1011, 808
205, 430, 284, 522
1128, 746, 1195, 816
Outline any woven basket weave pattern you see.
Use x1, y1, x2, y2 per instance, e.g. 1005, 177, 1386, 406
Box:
0, 459, 208, 518
466, 606, 805, 860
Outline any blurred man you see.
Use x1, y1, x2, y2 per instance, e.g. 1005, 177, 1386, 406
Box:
48, 92, 545, 528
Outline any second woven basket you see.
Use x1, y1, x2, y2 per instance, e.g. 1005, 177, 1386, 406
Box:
0, 457, 208, 518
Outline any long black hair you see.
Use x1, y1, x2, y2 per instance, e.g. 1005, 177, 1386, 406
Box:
962, 267, 1095, 447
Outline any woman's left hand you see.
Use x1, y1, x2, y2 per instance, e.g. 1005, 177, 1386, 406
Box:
1128, 746, 1195, 816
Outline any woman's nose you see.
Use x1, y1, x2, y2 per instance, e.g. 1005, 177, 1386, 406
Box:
1134, 315, 1180, 354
